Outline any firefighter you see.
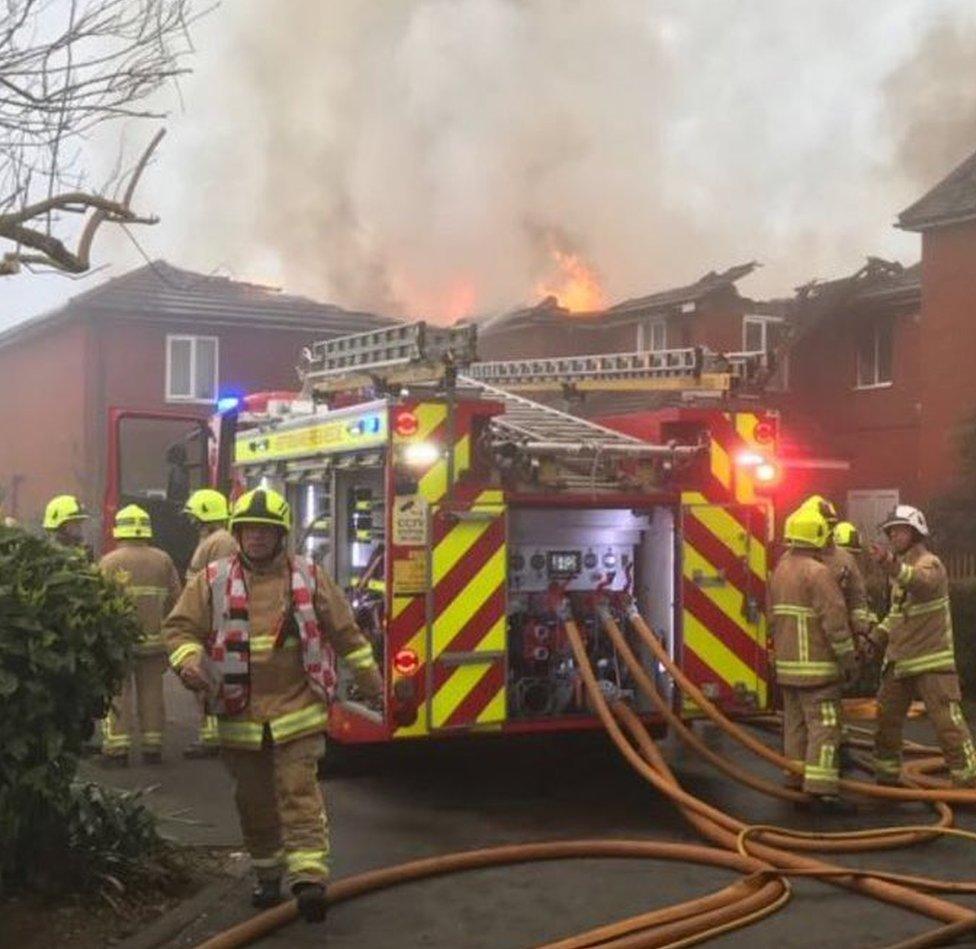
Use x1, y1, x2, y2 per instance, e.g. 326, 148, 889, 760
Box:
770, 504, 857, 811
801, 496, 873, 639
181, 488, 239, 759
869, 505, 976, 788
834, 520, 886, 626
163, 488, 382, 921
43, 494, 90, 551
99, 505, 182, 766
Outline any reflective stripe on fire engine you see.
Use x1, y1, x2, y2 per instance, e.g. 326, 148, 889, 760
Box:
893, 649, 956, 677
169, 642, 203, 669
342, 643, 377, 670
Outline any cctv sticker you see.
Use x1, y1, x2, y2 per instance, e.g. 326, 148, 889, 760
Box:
392, 495, 428, 546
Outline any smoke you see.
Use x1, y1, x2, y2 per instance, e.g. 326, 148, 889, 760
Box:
883, 12, 976, 188
102, 0, 976, 321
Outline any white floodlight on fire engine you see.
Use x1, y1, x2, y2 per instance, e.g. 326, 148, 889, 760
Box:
402, 441, 441, 468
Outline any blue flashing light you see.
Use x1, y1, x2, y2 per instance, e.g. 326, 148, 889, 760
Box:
363, 415, 381, 435
217, 395, 241, 414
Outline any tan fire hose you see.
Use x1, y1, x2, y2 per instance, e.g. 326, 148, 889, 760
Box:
193, 602, 976, 949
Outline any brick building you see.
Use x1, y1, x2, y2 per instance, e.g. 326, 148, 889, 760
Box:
0, 261, 394, 541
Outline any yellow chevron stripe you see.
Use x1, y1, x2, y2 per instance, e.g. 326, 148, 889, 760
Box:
682, 542, 761, 646
685, 498, 766, 582
683, 610, 764, 702
432, 513, 494, 586
710, 437, 732, 490
476, 681, 507, 725
433, 546, 506, 654
454, 432, 471, 481
391, 595, 415, 621
735, 412, 760, 447
432, 661, 492, 727
406, 403, 447, 442
418, 432, 473, 502
476, 489, 504, 505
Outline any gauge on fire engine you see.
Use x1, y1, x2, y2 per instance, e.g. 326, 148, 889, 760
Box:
530, 552, 546, 572
583, 550, 598, 569
510, 553, 526, 572
602, 550, 618, 568
547, 550, 582, 579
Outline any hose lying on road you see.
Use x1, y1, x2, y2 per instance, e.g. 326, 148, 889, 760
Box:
193, 601, 976, 949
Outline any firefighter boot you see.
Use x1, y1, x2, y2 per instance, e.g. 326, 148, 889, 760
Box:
293, 882, 328, 923
251, 877, 282, 909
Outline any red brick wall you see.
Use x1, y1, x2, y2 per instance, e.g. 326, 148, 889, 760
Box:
779, 306, 922, 508
918, 221, 976, 496
0, 320, 92, 525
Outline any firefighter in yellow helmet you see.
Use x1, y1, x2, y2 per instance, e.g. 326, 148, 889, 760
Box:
769, 505, 857, 811
181, 488, 239, 759
99, 505, 181, 766
163, 488, 382, 920
801, 496, 873, 639
43, 494, 90, 552
869, 505, 976, 787
835, 520, 886, 627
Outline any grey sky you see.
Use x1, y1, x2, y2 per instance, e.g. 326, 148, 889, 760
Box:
2, 0, 973, 331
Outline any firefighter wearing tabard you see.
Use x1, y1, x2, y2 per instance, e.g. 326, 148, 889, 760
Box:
181, 488, 240, 758
870, 505, 976, 788
164, 488, 382, 922
770, 505, 857, 810
99, 505, 182, 765
801, 495, 873, 638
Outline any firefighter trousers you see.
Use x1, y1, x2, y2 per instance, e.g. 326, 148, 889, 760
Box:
874, 669, 976, 787
222, 732, 329, 888
103, 653, 167, 756
781, 682, 842, 795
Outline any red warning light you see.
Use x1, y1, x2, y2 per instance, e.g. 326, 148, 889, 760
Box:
393, 648, 420, 676
753, 420, 775, 445
394, 410, 419, 437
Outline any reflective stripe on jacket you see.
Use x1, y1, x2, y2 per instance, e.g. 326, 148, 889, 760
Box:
875, 544, 956, 678
769, 548, 853, 687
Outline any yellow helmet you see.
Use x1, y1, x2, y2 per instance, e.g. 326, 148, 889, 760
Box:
113, 504, 153, 540
183, 488, 230, 524
230, 488, 291, 533
834, 521, 862, 551
43, 494, 89, 531
801, 494, 839, 528
784, 506, 831, 549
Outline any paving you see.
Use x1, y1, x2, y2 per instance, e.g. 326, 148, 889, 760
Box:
97, 677, 976, 948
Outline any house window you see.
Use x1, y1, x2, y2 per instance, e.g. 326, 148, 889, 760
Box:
639, 319, 668, 352
166, 335, 218, 403
743, 314, 788, 390
855, 319, 893, 389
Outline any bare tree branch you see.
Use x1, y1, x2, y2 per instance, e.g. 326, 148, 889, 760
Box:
0, 1, 210, 275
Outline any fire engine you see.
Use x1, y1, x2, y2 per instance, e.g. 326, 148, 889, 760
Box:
212, 321, 781, 745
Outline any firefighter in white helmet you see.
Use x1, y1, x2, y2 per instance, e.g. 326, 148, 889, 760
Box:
99, 505, 182, 766
181, 488, 239, 759
870, 505, 976, 787
801, 496, 873, 638
770, 504, 857, 811
163, 488, 382, 921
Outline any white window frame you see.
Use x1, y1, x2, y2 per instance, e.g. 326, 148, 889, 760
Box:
165, 334, 219, 404
638, 318, 668, 352
855, 320, 893, 390
742, 314, 783, 353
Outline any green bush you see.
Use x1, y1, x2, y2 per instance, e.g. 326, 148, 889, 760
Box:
950, 579, 976, 699
0, 526, 142, 889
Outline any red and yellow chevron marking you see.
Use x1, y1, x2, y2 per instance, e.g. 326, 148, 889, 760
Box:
681, 487, 770, 714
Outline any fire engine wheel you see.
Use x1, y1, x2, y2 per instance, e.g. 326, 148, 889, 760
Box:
196, 607, 976, 949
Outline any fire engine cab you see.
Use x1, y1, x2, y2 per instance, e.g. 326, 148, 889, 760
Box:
220, 322, 780, 745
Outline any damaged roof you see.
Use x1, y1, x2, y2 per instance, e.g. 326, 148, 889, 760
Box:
472, 261, 760, 335
0, 260, 397, 349
898, 147, 976, 232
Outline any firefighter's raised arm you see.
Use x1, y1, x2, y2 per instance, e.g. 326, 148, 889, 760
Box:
163, 568, 212, 692
312, 565, 383, 700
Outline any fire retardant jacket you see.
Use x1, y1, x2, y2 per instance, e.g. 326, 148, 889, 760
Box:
163, 551, 379, 750
99, 541, 182, 655
820, 544, 872, 635
769, 548, 854, 686
872, 543, 956, 678
185, 527, 238, 582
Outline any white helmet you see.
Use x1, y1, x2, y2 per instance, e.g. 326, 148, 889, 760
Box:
880, 504, 929, 538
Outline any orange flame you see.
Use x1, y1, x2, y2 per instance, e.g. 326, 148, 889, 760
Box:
536, 248, 606, 313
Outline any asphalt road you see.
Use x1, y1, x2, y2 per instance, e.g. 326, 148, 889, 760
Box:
96, 675, 976, 949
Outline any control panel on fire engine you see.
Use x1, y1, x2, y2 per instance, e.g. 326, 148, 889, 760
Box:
508, 544, 633, 592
